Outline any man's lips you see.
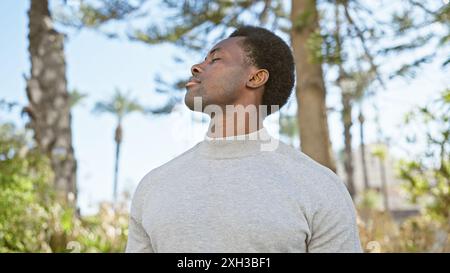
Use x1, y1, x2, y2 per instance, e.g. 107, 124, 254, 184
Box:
186, 77, 201, 87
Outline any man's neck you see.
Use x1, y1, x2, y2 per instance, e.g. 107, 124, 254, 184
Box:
206, 110, 264, 139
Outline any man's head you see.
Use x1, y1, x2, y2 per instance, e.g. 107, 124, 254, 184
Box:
184, 26, 295, 116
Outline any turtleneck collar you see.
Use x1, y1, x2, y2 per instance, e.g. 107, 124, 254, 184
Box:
197, 127, 278, 159
204, 127, 267, 141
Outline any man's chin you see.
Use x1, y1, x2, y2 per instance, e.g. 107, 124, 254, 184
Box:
184, 93, 204, 112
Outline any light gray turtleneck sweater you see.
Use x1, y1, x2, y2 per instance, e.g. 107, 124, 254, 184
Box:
125, 127, 362, 253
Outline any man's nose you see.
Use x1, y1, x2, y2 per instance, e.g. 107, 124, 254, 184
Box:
191, 63, 202, 76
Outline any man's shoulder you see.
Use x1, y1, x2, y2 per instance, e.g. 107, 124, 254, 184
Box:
274, 141, 355, 218
273, 141, 337, 180
270, 140, 350, 198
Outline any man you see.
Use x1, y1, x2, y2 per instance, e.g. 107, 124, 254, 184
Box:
126, 26, 362, 253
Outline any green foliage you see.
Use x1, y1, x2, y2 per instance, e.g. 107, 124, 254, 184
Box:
397, 89, 450, 225
0, 123, 129, 252
93, 88, 144, 120
306, 30, 325, 64
0, 123, 54, 252
383, 0, 450, 77
293, 9, 314, 32
69, 88, 88, 108
57, 0, 289, 51
62, 0, 143, 28
357, 189, 382, 210
357, 89, 450, 253
71, 203, 129, 253
279, 113, 299, 141
371, 144, 387, 161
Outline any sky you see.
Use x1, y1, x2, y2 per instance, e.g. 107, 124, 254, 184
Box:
0, 1, 449, 215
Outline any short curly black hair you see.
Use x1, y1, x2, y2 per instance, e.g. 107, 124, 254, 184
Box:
229, 26, 295, 115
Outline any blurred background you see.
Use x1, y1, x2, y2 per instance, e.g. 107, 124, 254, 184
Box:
0, 0, 449, 253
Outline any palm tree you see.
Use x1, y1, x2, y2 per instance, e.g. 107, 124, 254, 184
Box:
334, 2, 373, 197
26, 0, 77, 205
352, 72, 375, 192
337, 69, 375, 198
358, 110, 369, 191
333, 2, 375, 198
334, 4, 356, 198
93, 89, 144, 204
69, 88, 88, 108
338, 73, 357, 199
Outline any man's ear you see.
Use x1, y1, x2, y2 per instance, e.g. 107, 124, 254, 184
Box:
246, 69, 269, 89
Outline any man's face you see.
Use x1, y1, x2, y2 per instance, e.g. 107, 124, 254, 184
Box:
184, 37, 250, 112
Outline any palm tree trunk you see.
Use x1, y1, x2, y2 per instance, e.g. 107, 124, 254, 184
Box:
359, 110, 370, 191
290, 0, 336, 172
334, 3, 355, 197
113, 123, 123, 204
342, 93, 356, 198
26, 0, 77, 205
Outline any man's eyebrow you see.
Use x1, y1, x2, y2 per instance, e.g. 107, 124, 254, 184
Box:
209, 47, 222, 55
204, 47, 222, 60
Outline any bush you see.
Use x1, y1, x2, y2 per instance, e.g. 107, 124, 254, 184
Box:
0, 123, 129, 253
357, 89, 450, 253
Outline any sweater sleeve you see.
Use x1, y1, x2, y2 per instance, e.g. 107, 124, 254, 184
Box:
125, 174, 154, 253
306, 173, 363, 253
